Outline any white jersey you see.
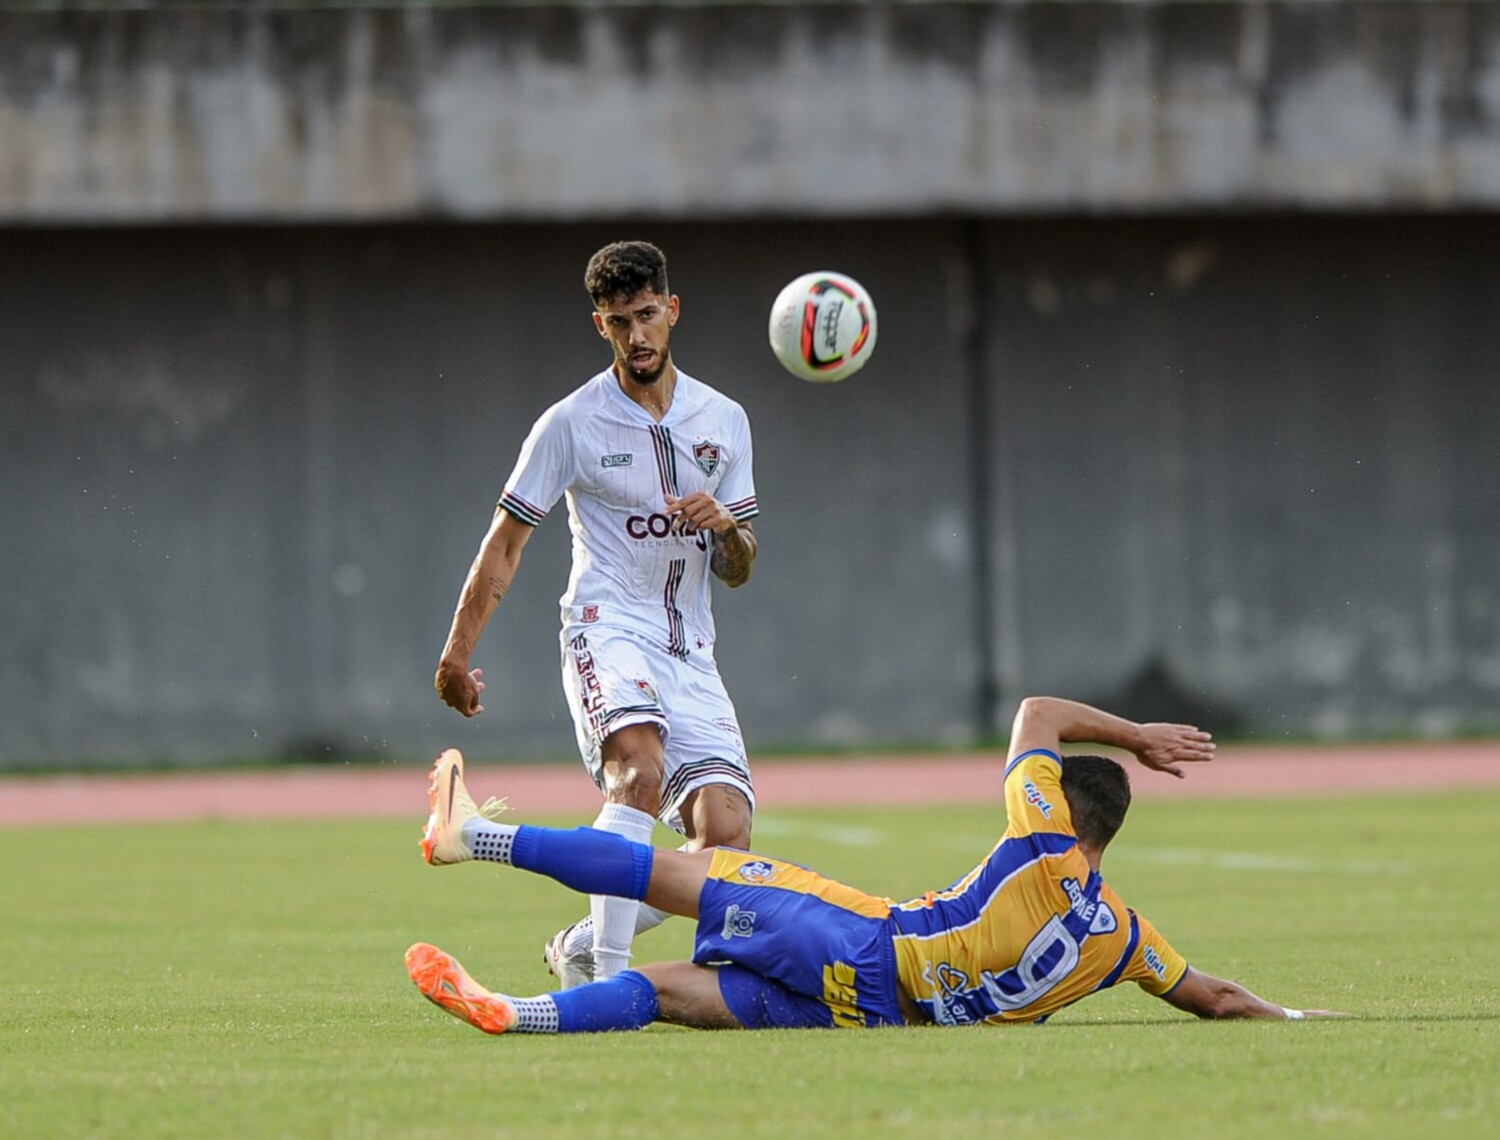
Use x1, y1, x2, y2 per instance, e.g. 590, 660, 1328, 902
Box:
498, 367, 759, 658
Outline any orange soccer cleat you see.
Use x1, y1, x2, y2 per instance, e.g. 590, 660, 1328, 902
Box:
405, 942, 517, 1035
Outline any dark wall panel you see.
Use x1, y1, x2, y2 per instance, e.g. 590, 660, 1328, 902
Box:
1, 220, 976, 764
982, 214, 1500, 738
3, 215, 1497, 766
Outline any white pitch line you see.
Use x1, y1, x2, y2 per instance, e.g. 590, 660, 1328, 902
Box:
751, 821, 1414, 875
1117, 846, 1414, 876
752, 817, 883, 847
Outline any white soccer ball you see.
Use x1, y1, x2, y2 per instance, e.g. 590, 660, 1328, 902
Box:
767, 271, 878, 383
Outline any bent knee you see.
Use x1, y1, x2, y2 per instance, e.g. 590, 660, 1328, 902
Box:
601, 764, 664, 810
600, 727, 667, 808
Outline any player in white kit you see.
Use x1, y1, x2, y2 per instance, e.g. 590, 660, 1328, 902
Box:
435, 241, 759, 987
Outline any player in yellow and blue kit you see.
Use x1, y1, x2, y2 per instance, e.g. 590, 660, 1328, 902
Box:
888, 746, 1187, 1025
405, 696, 1349, 1034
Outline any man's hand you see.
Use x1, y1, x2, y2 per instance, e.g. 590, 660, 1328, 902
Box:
1163, 968, 1351, 1019
666, 493, 756, 587
435, 662, 486, 717
1132, 722, 1216, 778
665, 492, 736, 535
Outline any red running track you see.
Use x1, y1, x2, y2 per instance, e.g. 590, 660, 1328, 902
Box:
0, 741, 1495, 826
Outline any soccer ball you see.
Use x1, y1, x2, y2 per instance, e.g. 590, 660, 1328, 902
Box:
767, 271, 878, 383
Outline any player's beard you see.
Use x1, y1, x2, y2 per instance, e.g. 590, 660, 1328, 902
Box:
622, 331, 670, 385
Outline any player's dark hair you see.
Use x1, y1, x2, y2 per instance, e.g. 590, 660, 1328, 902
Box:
585, 241, 670, 307
1060, 754, 1132, 848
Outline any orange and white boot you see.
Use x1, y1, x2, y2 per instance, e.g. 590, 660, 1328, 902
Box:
405, 942, 517, 1035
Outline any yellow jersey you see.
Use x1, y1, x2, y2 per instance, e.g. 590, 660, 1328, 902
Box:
890, 748, 1188, 1024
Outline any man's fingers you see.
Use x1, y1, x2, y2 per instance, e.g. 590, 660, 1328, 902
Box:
1156, 724, 1213, 742
1173, 728, 1214, 744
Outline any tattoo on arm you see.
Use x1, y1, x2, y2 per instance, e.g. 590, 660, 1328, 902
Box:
487, 575, 510, 605
710, 525, 757, 586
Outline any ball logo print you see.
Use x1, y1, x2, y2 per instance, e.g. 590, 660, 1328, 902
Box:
768, 271, 878, 383
736, 859, 777, 884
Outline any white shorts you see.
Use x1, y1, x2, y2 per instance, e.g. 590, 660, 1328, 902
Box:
560, 625, 755, 834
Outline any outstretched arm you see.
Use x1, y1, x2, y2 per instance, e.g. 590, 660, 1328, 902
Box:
435, 510, 535, 716
1161, 967, 1350, 1020
1007, 696, 1216, 778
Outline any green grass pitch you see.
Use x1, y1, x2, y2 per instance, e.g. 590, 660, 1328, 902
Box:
3, 789, 1497, 1139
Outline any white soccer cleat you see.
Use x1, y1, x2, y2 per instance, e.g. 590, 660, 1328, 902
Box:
544, 922, 596, 990
420, 748, 480, 865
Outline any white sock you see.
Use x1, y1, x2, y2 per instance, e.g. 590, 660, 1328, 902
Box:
588, 802, 657, 980
507, 994, 561, 1034
560, 904, 671, 958
562, 842, 690, 956
462, 819, 520, 863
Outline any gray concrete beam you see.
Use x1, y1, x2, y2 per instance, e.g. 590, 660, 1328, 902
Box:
1, 3, 1497, 221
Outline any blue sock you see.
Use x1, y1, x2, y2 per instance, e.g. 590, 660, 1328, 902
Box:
510, 826, 654, 900
554, 970, 661, 1033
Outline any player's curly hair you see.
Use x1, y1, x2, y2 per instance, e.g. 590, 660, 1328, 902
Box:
1060, 754, 1132, 848
585, 241, 670, 307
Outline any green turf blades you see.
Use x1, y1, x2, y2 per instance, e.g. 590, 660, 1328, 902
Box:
1, 795, 1496, 1139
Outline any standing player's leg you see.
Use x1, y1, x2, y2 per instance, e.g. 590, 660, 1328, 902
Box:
659, 656, 755, 856
587, 722, 669, 981
548, 634, 757, 988
548, 775, 754, 987
562, 656, 756, 975
548, 781, 753, 982
550, 632, 673, 987
680, 782, 752, 850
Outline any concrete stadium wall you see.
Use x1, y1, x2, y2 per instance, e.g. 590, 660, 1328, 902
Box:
4, 215, 1498, 766
3, 2, 1499, 221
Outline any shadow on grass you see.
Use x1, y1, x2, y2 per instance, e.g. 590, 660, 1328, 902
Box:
1044, 1011, 1500, 1027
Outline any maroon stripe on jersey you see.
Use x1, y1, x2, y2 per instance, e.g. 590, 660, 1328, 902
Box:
724, 496, 759, 521
499, 490, 546, 527
650, 425, 679, 499
663, 557, 687, 660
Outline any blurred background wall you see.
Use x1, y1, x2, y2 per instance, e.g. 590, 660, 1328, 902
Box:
4, 2, 1498, 766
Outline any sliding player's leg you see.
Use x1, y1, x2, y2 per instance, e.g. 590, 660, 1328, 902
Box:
407, 945, 746, 1035
548, 655, 757, 988
421, 747, 710, 917
405, 943, 665, 1034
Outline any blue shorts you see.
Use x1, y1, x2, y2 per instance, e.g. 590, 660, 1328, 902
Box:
692, 849, 907, 1029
